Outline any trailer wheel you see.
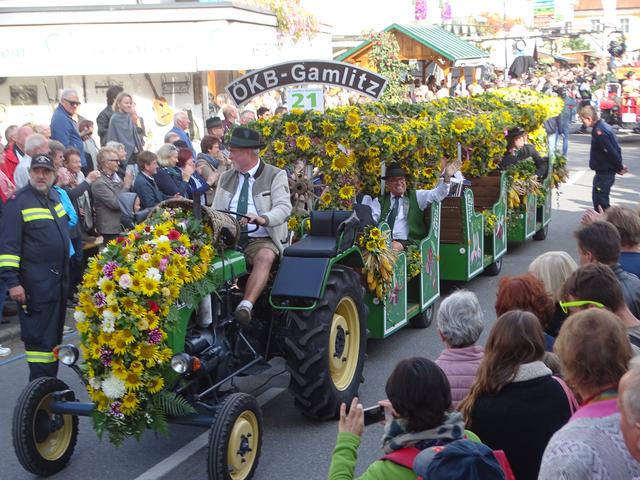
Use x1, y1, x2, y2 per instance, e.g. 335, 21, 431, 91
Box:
208, 393, 262, 480
285, 266, 368, 420
533, 224, 549, 241
408, 304, 434, 329
483, 256, 503, 276
12, 377, 78, 477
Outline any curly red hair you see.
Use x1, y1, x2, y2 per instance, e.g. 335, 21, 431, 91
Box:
495, 273, 554, 328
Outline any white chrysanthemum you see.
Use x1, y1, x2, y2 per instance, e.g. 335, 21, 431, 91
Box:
141, 253, 151, 261
145, 267, 161, 281
96, 276, 107, 288
89, 377, 102, 390
118, 274, 132, 290
73, 310, 86, 323
101, 374, 126, 399
156, 235, 169, 243
101, 310, 115, 333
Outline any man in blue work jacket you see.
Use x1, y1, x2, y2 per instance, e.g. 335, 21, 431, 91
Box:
0, 155, 70, 381
579, 105, 628, 211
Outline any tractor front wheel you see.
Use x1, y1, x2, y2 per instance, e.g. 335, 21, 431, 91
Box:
12, 377, 79, 477
285, 267, 368, 420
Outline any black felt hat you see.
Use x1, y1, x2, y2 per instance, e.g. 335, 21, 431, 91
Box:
506, 126, 526, 139
206, 117, 222, 129
380, 162, 408, 180
30, 154, 55, 171
229, 127, 266, 149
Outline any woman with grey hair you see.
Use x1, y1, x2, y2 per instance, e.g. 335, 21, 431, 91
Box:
434, 290, 485, 408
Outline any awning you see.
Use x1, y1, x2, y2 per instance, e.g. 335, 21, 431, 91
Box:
337, 23, 489, 65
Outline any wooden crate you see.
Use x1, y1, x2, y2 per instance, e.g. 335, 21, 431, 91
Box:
468, 173, 501, 212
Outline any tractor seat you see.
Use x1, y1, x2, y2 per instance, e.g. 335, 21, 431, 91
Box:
284, 210, 358, 258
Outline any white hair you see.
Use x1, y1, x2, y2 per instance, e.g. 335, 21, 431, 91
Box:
60, 88, 79, 100
24, 133, 48, 156
622, 364, 640, 424
106, 141, 124, 151
173, 111, 188, 125
436, 290, 484, 348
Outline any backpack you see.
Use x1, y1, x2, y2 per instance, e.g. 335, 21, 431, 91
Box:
382, 445, 516, 480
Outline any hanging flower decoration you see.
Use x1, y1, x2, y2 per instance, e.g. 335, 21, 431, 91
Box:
406, 245, 422, 279
357, 226, 397, 300
74, 208, 216, 445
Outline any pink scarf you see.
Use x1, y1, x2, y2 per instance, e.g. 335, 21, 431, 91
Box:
0, 169, 15, 202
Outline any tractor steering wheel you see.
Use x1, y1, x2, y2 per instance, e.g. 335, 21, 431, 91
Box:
216, 210, 260, 234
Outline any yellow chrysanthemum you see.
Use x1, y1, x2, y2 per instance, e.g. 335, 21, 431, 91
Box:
147, 376, 165, 394
296, 135, 312, 152
273, 139, 286, 154
284, 122, 299, 136
76, 320, 90, 334
288, 217, 299, 230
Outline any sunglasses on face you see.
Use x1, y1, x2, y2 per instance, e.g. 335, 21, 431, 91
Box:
559, 300, 605, 314
64, 99, 81, 106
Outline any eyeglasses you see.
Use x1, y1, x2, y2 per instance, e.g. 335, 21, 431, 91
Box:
559, 300, 605, 314
63, 99, 81, 106
106, 158, 120, 163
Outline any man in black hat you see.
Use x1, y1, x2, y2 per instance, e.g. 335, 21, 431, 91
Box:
212, 127, 292, 326
0, 154, 71, 380
499, 126, 547, 178
362, 162, 456, 251
205, 116, 230, 160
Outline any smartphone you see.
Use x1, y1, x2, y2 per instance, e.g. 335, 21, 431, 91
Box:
363, 405, 385, 426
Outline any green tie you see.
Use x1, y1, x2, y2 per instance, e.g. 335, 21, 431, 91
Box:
387, 196, 400, 231
237, 172, 250, 243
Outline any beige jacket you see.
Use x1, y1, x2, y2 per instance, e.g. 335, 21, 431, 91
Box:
212, 160, 291, 255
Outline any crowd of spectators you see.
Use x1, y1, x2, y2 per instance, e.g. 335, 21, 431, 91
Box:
329, 206, 640, 479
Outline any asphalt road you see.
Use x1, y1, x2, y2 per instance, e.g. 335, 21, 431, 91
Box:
1, 133, 639, 480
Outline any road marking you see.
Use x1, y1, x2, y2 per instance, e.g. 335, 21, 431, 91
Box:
133, 387, 285, 480
565, 170, 586, 186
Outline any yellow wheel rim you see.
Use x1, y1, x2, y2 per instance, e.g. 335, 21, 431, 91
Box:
329, 297, 360, 391
227, 410, 259, 480
34, 394, 73, 461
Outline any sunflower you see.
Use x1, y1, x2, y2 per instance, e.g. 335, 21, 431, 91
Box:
288, 216, 299, 230
124, 370, 143, 391
147, 376, 165, 394
140, 277, 160, 296
320, 191, 332, 206
369, 227, 381, 239
345, 110, 360, 127
321, 120, 336, 136
136, 342, 161, 366
296, 135, 312, 152
129, 360, 144, 374
120, 328, 136, 345
130, 273, 145, 293
273, 139, 286, 154
284, 122, 299, 136
112, 334, 129, 355
111, 359, 127, 380
112, 267, 128, 281
338, 185, 355, 200
101, 280, 116, 296
121, 296, 136, 312
121, 392, 139, 415
133, 258, 149, 274
156, 242, 171, 256
325, 141, 338, 157
350, 126, 362, 139
262, 125, 272, 137
330, 153, 351, 173
98, 332, 114, 347
159, 347, 173, 363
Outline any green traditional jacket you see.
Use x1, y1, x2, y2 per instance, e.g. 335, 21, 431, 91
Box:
379, 190, 427, 241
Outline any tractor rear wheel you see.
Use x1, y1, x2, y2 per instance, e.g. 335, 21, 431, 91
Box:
285, 266, 368, 420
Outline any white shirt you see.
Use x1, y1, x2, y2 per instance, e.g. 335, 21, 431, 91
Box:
228, 162, 268, 238
13, 155, 32, 189
361, 180, 449, 241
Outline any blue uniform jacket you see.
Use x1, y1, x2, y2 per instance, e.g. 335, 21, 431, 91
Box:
589, 120, 623, 174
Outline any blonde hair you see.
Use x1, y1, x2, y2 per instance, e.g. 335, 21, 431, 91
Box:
528, 251, 578, 303
113, 92, 132, 113
156, 144, 178, 167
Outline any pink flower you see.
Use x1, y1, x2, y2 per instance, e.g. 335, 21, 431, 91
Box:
118, 274, 132, 290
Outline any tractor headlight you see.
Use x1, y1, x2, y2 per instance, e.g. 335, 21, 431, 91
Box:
55, 344, 79, 366
171, 353, 192, 374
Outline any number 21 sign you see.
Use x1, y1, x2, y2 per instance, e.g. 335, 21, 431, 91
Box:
286, 87, 324, 112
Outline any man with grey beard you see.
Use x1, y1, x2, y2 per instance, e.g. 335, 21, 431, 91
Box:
0, 154, 70, 380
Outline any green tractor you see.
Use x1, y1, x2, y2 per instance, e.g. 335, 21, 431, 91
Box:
12, 198, 440, 480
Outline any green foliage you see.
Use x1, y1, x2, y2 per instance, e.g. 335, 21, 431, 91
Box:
366, 30, 410, 103
563, 37, 592, 52
152, 391, 197, 418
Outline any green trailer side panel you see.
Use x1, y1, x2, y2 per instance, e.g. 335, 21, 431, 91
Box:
366, 252, 408, 339
166, 249, 247, 353
440, 189, 484, 282
508, 193, 538, 242
491, 172, 508, 259
420, 201, 441, 310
